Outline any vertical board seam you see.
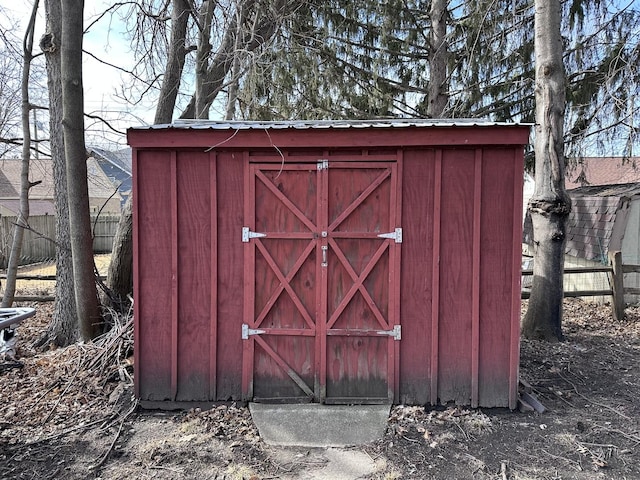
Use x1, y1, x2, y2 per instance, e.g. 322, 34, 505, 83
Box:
471, 149, 482, 407
430, 150, 443, 405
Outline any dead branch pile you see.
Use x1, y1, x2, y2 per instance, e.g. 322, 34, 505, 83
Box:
0, 306, 134, 446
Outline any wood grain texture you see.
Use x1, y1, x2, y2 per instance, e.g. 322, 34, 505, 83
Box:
438, 149, 475, 404
215, 152, 244, 400
136, 150, 173, 401
398, 149, 435, 405
479, 148, 517, 407
176, 152, 212, 401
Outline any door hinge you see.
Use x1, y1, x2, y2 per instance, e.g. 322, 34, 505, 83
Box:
242, 226, 267, 242
242, 323, 266, 339
377, 227, 403, 243
317, 159, 329, 170
376, 325, 401, 340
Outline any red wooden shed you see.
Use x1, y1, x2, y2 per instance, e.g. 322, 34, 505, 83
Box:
128, 119, 528, 409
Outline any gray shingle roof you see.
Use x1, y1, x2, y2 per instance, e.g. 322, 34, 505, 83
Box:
523, 183, 640, 262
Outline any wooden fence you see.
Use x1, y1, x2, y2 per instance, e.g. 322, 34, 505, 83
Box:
0, 214, 120, 268
522, 251, 639, 320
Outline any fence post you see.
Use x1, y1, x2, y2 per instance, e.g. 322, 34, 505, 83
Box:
608, 250, 625, 321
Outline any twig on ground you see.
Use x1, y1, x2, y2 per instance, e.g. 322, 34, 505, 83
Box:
41, 351, 85, 425
12, 414, 118, 449
556, 370, 631, 420
541, 448, 583, 472
89, 399, 139, 471
452, 420, 470, 440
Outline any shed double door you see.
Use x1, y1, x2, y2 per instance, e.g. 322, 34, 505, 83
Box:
242, 160, 401, 404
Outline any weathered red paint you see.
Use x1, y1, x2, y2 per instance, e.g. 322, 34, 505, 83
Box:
130, 121, 528, 409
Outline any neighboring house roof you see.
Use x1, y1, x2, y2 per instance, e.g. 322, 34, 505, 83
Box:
523, 183, 640, 263
566, 157, 640, 189
88, 147, 132, 192
0, 157, 121, 215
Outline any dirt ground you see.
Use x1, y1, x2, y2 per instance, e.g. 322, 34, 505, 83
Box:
1, 298, 639, 480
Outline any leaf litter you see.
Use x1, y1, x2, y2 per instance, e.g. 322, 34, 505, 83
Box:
0, 297, 639, 479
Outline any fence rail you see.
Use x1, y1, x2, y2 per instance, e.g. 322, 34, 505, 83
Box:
522, 251, 639, 320
0, 214, 120, 268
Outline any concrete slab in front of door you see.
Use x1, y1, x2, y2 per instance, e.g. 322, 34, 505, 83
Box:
249, 403, 391, 447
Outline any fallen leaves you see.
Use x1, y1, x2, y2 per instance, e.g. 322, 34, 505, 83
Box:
0, 304, 134, 446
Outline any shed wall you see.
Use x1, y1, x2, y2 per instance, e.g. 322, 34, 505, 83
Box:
399, 147, 521, 407
132, 125, 526, 408
134, 149, 245, 403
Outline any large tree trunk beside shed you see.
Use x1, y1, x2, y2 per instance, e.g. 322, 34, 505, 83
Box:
521, 0, 571, 341
37, 0, 79, 347
61, 0, 102, 341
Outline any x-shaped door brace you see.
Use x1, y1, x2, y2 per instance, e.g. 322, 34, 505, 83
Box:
326, 238, 390, 331
253, 239, 317, 332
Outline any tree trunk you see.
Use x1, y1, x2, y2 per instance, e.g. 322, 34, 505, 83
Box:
1, 1, 39, 308
104, 195, 133, 312
427, 0, 448, 118
154, 0, 190, 125
61, 0, 101, 341
195, 0, 215, 119
522, 0, 571, 341
37, 0, 79, 347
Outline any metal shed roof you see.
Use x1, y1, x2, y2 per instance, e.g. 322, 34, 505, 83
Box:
131, 118, 530, 131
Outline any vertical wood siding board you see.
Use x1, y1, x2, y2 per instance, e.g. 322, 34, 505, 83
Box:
478, 149, 518, 407
471, 149, 482, 408
430, 150, 443, 405
137, 152, 172, 400
215, 154, 244, 400
210, 152, 218, 401
170, 152, 178, 401
398, 150, 432, 404
132, 148, 140, 399
176, 154, 211, 401
510, 148, 525, 409
392, 152, 402, 402
242, 154, 255, 400
318, 151, 329, 402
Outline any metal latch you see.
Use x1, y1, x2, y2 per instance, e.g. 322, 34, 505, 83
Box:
317, 159, 329, 170
242, 227, 267, 242
377, 228, 403, 243
242, 324, 265, 339
321, 245, 328, 267
376, 325, 401, 340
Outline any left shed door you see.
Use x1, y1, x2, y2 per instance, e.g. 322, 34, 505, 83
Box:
243, 163, 322, 402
